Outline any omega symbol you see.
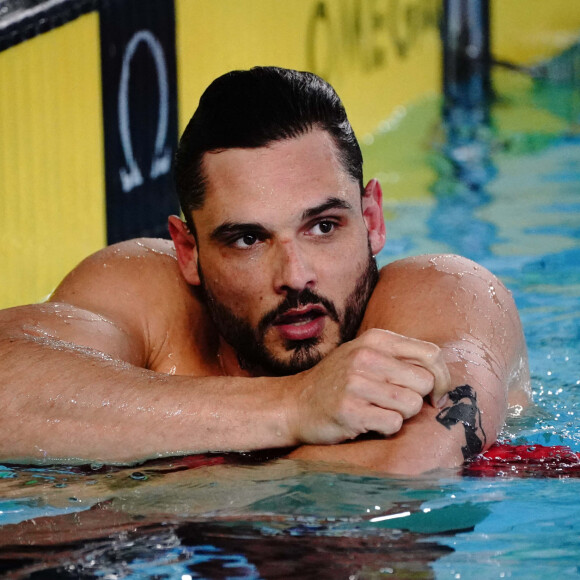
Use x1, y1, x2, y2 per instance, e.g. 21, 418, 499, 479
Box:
118, 30, 171, 193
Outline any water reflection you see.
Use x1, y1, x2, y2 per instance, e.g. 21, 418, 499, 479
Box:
429, 0, 498, 261
427, 109, 497, 261
0, 458, 480, 578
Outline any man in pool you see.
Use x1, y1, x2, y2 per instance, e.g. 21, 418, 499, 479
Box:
0, 67, 530, 474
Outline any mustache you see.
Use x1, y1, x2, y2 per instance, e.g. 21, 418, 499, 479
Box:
257, 288, 339, 336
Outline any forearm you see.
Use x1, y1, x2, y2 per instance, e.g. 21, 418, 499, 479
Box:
0, 335, 296, 464
288, 408, 462, 475
289, 406, 482, 476
295, 255, 526, 476
289, 359, 506, 475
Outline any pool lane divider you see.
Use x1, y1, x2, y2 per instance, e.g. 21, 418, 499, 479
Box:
464, 442, 580, 477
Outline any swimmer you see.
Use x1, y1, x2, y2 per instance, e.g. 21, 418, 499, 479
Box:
0, 67, 530, 474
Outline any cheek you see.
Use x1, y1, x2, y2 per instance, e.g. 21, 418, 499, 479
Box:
319, 243, 369, 290
203, 259, 269, 314
216, 249, 273, 291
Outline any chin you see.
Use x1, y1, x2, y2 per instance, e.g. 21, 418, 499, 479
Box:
265, 336, 339, 376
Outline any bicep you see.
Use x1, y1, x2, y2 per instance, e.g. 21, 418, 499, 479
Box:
364, 255, 530, 400
289, 255, 527, 474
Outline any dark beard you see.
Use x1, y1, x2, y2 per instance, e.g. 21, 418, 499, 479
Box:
198, 249, 379, 376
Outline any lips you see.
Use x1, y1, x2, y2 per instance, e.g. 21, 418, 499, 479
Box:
273, 305, 327, 341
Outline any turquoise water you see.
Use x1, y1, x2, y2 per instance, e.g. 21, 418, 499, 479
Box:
1, 55, 580, 578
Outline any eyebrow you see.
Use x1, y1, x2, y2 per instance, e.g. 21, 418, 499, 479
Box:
210, 221, 269, 242
301, 197, 353, 220
209, 197, 353, 242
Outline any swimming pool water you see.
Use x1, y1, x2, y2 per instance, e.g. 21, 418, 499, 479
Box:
1, 56, 579, 578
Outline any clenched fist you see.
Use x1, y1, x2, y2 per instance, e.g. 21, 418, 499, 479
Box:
284, 328, 451, 445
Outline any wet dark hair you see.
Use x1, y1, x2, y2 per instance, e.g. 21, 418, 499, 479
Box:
174, 66, 363, 232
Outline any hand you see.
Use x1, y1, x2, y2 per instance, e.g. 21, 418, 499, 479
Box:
286, 328, 451, 445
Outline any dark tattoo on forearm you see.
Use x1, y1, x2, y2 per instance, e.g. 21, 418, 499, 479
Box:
436, 384, 487, 460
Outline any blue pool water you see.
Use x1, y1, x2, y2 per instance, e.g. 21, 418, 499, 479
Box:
1, 56, 579, 578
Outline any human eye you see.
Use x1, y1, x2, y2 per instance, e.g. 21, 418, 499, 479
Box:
230, 232, 262, 249
309, 219, 339, 237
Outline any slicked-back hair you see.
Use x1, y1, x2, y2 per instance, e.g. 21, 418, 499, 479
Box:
174, 66, 363, 232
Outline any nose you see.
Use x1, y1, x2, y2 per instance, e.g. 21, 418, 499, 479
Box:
273, 240, 317, 295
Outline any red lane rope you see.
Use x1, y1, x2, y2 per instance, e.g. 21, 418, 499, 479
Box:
465, 442, 580, 477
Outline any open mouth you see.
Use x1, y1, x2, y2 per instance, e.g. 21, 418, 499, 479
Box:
275, 305, 326, 325
273, 305, 327, 341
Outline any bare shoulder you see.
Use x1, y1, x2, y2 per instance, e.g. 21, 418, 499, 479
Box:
362, 253, 519, 340
361, 253, 530, 397
52, 238, 184, 309
2, 238, 213, 374
375, 253, 507, 304
290, 254, 530, 474
55, 237, 178, 282
47, 238, 204, 366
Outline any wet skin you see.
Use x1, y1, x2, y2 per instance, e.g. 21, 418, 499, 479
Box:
0, 129, 530, 472
169, 130, 385, 377
167, 129, 529, 472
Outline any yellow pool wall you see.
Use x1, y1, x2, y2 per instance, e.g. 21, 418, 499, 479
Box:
1, 0, 580, 308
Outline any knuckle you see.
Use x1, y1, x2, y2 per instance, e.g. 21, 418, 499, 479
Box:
362, 327, 395, 345
386, 412, 404, 434
343, 373, 361, 396
348, 346, 374, 368
424, 341, 442, 360
406, 392, 424, 417
389, 386, 400, 401
415, 368, 435, 395
364, 328, 382, 340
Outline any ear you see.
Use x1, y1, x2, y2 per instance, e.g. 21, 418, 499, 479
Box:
168, 215, 201, 286
362, 179, 386, 255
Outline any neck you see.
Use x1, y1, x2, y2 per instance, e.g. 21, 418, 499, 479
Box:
216, 338, 253, 377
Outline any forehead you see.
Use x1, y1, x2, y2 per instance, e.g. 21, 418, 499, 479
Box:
194, 129, 359, 228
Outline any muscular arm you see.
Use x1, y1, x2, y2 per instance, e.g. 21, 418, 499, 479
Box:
289, 254, 530, 474
0, 240, 301, 463
0, 241, 450, 464
0, 327, 302, 464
